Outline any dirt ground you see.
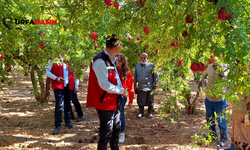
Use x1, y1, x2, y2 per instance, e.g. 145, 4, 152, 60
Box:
0, 75, 233, 150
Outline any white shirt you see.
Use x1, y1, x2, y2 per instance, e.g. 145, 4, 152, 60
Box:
46, 60, 79, 88
92, 49, 124, 94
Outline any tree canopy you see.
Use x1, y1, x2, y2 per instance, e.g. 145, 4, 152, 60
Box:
0, 0, 250, 118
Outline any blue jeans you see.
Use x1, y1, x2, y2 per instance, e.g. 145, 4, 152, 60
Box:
120, 96, 127, 132
205, 98, 227, 140
69, 90, 83, 118
53, 87, 72, 127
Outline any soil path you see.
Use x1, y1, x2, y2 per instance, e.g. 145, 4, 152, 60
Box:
0, 75, 232, 150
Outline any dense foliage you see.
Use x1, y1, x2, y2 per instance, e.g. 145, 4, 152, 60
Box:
0, 0, 249, 124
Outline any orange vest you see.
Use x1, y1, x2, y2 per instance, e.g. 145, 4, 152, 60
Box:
51, 64, 75, 90
86, 51, 118, 110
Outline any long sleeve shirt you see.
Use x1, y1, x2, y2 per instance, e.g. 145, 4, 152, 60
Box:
201, 63, 229, 102
92, 49, 124, 94
134, 62, 158, 91
118, 70, 134, 104
46, 60, 79, 89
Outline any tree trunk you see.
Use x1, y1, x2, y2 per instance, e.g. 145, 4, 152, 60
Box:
184, 80, 202, 114
185, 94, 193, 114
30, 68, 51, 103
30, 68, 40, 101
42, 77, 51, 103
192, 81, 202, 114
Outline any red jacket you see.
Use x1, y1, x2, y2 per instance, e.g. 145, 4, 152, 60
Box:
118, 70, 134, 104
86, 51, 118, 110
51, 64, 75, 90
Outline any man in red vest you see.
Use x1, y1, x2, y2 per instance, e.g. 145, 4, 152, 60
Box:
86, 34, 128, 150
46, 56, 76, 134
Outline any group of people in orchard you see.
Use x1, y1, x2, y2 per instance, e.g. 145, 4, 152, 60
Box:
45, 34, 249, 150
86, 34, 158, 149
45, 34, 158, 149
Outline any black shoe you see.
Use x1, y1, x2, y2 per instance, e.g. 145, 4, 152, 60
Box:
53, 126, 60, 134
77, 116, 83, 122
219, 138, 227, 147
65, 123, 75, 128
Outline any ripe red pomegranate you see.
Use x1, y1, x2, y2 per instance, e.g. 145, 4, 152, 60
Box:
95, 44, 98, 49
208, 59, 214, 64
190, 63, 199, 72
143, 26, 150, 35
174, 103, 180, 109
7, 67, 12, 72
136, 37, 140, 41
186, 14, 193, 23
104, 0, 113, 7
217, 7, 231, 20
166, 110, 171, 114
0, 53, 3, 61
38, 43, 46, 49
128, 36, 132, 41
198, 62, 206, 72
139, 0, 146, 5
114, 2, 119, 9
170, 42, 178, 47
182, 31, 187, 38
90, 32, 98, 42
177, 60, 184, 66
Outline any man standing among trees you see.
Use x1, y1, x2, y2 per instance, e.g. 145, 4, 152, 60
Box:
46, 55, 76, 134
134, 53, 158, 118
86, 34, 128, 150
201, 55, 229, 147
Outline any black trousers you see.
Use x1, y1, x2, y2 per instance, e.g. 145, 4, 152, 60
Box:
96, 95, 121, 150
53, 85, 72, 127
137, 91, 154, 115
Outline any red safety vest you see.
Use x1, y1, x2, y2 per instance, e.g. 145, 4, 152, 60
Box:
86, 51, 118, 110
51, 64, 75, 90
